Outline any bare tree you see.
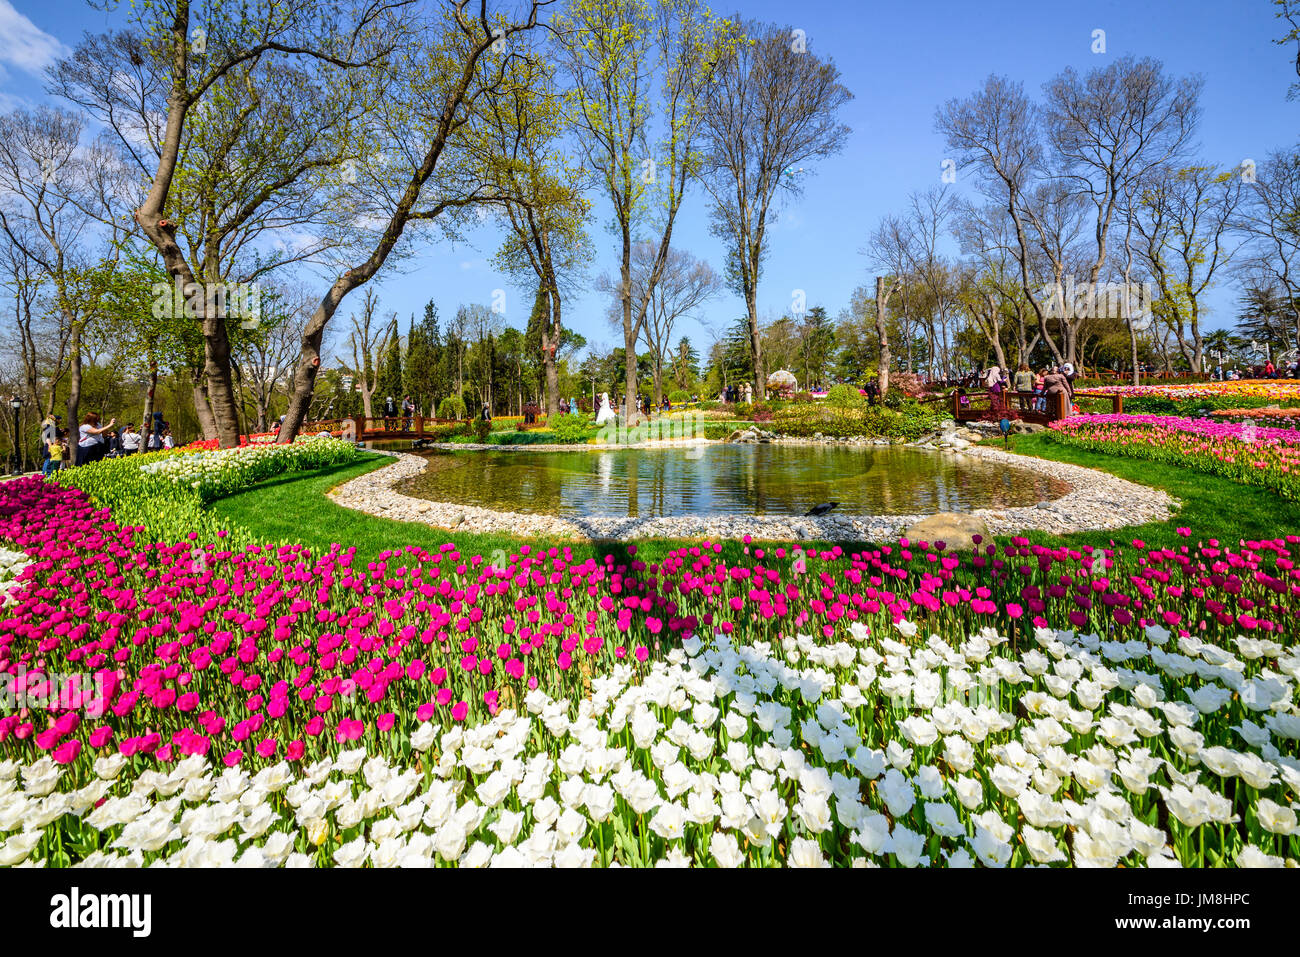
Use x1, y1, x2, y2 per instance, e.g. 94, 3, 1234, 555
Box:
279, 1, 554, 443
1128, 164, 1243, 372
0, 107, 127, 425
699, 19, 851, 400
51, 3, 418, 447
1239, 147, 1300, 352
341, 288, 391, 422
1042, 55, 1201, 361
235, 282, 319, 431
621, 244, 722, 405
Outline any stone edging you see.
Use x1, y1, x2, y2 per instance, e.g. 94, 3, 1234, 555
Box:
325, 445, 1175, 542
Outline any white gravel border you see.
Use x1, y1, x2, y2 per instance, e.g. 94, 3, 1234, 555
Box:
324, 442, 1175, 542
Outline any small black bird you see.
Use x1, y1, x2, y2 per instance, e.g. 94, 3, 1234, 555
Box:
805, 502, 839, 517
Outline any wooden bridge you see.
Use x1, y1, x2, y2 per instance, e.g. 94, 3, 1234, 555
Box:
952, 390, 1126, 425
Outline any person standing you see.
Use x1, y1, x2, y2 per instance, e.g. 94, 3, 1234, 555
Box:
40, 414, 58, 473
1013, 364, 1034, 411
121, 424, 141, 455
43, 429, 64, 476
984, 365, 1004, 414
402, 395, 415, 431
75, 412, 116, 466
1043, 367, 1070, 421
162, 429, 174, 449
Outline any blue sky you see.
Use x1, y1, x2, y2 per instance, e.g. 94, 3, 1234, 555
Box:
1, 0, 1296, 359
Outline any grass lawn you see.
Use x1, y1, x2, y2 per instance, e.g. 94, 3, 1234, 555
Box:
986, 432, 1300, 547
209, 437, 1300, 569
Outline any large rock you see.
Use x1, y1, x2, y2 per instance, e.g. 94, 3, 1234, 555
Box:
903, 512, 990, 552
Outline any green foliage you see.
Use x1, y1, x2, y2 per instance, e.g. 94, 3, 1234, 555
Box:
701, 423, 735, 440
437, 396, 468, 420
668, 390, 691, 404
549, 413, 592, 444
473, 418, 492, 443
825, 384, 865, 409
768, 399, 947, 439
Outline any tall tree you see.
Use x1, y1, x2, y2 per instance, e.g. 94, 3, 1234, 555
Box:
0, 107, 129, 426
1129, 164, 1243, 372
52, 4, 411, 446
699, 19, 851, 400
559, 0, 733, 419
483, 35, 591, 415
1240, 147, 1300, 352
275, 0, 552, 443
342, 289, 390, 421
1042, 55, 1201, 363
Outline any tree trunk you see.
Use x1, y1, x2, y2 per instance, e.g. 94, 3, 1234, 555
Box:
201, 303, 242, 446
191, 370, 218, 441
875, 277, 893, 397
64, 315, 82, 429
141, 359, 158, 437
748, 283, 765, 402
541, 287, 561, 416
1129, 320, 1141, 387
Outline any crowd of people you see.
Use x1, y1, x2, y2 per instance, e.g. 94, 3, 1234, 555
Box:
968, 362, 1079, 420
1210, 359, 1300, 380
39, 411, 173, 474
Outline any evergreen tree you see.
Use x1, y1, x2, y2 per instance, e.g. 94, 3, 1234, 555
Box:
405, 299, 446, 415
670, 335, 700, 389
376, 318, 404, 404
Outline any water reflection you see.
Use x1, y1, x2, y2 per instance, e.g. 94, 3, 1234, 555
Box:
398, 445, 1070, 518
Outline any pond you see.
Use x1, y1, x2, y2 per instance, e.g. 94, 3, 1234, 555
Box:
396, 445, 1070, 518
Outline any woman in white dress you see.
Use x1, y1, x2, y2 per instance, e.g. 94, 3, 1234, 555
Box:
594, 391, 616, 426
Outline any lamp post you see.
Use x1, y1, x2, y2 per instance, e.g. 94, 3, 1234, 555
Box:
9, 396, 22, 475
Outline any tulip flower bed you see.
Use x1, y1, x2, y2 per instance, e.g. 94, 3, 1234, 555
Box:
52, 438, 362, 548
1082, 382, 1300, 402
1051, 415, 1300, 503
0, 472, 1297, 868
1212, 408, 1300, 428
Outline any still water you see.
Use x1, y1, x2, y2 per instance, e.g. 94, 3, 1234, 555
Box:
397, 445, 1069, 518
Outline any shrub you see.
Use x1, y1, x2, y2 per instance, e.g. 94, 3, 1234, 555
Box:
892, 400, 950, 439
771, 406, 867, 438
473, 418, 492, 443
437, 396, 467, 420
889, 372, 928, 398
750, 401, 774, 422
701, 422, 736, 440
549, 413, 591, 444
825, 384, 865, 409
668, 389, 691, 404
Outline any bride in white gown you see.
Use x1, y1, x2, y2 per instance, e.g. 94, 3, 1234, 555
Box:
594, 391, 617, 426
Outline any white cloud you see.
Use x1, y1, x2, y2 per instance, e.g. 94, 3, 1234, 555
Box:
0, 2, 69, 76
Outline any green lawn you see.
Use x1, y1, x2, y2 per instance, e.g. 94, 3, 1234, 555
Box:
986, 432, 1300, 547
210, 437, 1300, 569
